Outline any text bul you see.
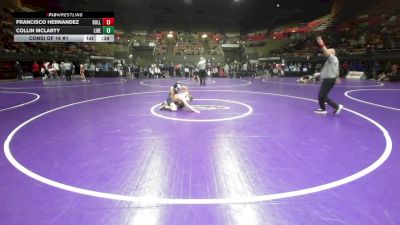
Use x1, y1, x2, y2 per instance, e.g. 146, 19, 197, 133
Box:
92, 20, 101, 25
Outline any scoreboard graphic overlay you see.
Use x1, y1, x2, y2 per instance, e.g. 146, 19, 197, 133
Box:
13, 12, 114, 42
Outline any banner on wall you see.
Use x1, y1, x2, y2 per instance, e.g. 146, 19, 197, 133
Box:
346, 71, 365, 79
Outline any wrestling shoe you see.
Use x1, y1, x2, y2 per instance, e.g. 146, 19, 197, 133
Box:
314, 109, 327, 114
334, 104, 343, 115
159, 103, 166, 110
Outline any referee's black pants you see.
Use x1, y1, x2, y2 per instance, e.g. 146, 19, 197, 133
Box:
66, 70, 72, 82
199, 69, 206, 86
318, 78, 338, 110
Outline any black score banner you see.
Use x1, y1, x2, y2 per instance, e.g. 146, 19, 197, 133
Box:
13, 12, 115, 42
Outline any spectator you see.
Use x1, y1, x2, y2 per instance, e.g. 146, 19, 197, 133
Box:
14, 61, 22, 80
32, 61, 40, 78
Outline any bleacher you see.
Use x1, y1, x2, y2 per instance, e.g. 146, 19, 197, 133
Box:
359, 0, 400, 15
264, 10, 400, 59
154, 39, 168, 55
173, 40, 202, 56
209, 41, 224, 56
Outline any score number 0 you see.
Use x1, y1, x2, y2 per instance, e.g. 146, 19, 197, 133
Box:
103, 18, 115, 26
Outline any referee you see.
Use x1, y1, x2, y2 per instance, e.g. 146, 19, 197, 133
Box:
314, 36, 343, 115
64, 60, 72, 82
197, 57, 206, 86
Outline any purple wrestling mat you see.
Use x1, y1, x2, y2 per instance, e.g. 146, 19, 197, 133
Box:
1, 77, 399, 225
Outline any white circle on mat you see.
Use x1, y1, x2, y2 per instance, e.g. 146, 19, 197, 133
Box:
151, 98, 253, 122
345, 89, 400, 111
140, 79, 251, 88
262, 78, 384, 88
0, 91, 40, 112
3, 90, 392, 205
0, 79, 127, 89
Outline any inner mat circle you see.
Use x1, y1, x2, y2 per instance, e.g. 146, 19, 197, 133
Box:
151, 98, 253, 122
